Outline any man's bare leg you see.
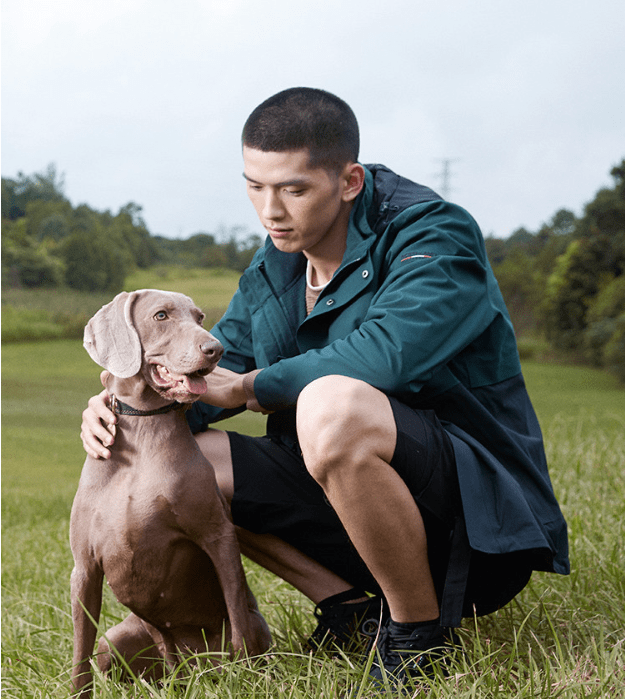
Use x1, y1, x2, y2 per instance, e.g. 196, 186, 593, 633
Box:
194, 428, 355, 604
296, 376, 440, 624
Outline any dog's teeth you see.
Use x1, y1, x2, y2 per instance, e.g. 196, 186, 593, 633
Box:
157, 366, 171, 379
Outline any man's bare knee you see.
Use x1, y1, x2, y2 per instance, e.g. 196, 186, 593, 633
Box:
296, 376, 396, 485
194, 428, 234, 502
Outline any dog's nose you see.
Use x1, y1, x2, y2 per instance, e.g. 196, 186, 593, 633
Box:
200, 339, 224, 361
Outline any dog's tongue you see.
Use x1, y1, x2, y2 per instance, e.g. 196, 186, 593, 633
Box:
180, 373, 207, 395
155, 365, 207, 395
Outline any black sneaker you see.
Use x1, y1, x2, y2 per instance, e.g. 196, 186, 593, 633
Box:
306, 588, 388, 655
369, 619, 458, 689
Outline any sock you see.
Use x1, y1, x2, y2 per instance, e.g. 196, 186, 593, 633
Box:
318, 588, 368, 608
388, 617, 441, 635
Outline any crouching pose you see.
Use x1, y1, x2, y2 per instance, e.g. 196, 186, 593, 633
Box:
82, 87, 569, 689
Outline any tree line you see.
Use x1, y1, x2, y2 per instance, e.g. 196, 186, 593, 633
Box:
485, 159, 625, 380
2, 160, 624, 380
1, 164, 263, 293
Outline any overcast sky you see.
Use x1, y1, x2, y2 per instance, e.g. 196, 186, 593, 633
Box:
2, 0, 624, 241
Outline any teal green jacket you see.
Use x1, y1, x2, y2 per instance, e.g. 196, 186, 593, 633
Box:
188, 165, 569, 576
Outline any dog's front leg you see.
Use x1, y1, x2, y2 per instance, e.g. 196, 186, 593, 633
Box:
198, 530, 254, 654
70, 562, 104, 697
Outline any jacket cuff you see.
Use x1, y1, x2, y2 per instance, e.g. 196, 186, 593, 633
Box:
242, 369, 268, 413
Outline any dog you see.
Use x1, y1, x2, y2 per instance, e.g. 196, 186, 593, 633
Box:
70, 289, 271, 696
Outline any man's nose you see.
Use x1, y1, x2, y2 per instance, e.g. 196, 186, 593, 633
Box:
262, 190, 285, 220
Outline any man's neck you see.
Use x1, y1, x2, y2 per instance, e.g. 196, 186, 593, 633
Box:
303, 202, 352, 286
305, 255, 341, 288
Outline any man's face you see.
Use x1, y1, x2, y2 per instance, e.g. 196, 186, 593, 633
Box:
243, 146, 358, 259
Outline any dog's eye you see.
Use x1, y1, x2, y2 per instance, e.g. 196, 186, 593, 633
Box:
154, 311, 168, 321
197, 313, 205, 326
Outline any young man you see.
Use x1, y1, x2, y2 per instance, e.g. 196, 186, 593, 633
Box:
82, 87, 569, 686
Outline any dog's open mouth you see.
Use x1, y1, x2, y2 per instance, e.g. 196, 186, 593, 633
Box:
150, 364, 211, 396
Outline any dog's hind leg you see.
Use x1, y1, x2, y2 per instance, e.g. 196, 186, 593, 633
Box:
96, 613, 169, 682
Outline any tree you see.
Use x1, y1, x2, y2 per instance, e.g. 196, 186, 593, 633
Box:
602, 312, 625, 382
505, 227, 534, 255
491, 250, 544, 335
549, 208, 577, 237
1, 218, 66, 288
576, 160, 625, 242
60, 229, 127, 293
111, 203, 159, 269
541, 160, 625, 355
582, 275, 625, 371
236, 234, 264, 271
1, 164, 67, 220
484, 236, 507, 265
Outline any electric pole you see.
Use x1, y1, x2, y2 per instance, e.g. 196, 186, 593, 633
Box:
436, 158, 459, 200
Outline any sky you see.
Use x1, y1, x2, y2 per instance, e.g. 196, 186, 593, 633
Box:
2, 0, 624, 241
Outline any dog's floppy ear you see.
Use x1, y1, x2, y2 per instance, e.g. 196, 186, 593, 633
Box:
83, 291, 142, 378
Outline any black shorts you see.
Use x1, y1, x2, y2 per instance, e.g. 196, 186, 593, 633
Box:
228, 397, 461, 596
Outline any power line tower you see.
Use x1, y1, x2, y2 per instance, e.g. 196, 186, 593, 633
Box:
436, 158, 459, 200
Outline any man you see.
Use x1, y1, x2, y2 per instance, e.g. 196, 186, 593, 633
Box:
82, 87, 569, 687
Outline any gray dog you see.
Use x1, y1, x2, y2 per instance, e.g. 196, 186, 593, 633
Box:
70, 289, 271, 696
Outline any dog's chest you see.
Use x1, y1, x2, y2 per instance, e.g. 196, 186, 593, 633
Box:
73, 448, 228, 623
94, 487, 222, 619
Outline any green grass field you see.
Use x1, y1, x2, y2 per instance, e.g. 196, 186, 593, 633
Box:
1, 267, 242, 343
2, 335, 624, 696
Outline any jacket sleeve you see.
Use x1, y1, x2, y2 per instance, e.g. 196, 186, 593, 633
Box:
252, 201, 515, 411
186, 281, 259, 432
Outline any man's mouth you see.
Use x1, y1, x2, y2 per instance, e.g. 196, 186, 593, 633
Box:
267, 227, 292, 237
150, 364, 211, 395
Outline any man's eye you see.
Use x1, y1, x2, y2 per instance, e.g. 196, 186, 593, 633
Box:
154, 311, 168, 321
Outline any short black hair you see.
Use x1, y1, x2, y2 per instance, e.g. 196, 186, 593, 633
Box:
242, 87, 360, 172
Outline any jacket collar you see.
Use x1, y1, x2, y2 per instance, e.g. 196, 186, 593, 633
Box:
342, 165, 376, 265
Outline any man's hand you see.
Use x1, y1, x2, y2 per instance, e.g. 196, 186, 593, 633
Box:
199, 366, 248, 409
81, 385, 117, 460
80, 367, 266, 460
201, 366, 271, 413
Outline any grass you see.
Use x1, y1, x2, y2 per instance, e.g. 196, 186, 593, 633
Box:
1, 288, 112, 343
1, 267, 241, 343
2, 342, 625, 697
124, 266, 242, 312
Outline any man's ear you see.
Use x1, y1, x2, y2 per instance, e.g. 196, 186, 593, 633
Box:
341, 163, 366, 202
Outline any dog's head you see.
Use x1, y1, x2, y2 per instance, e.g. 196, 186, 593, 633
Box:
84, 289, 224, 403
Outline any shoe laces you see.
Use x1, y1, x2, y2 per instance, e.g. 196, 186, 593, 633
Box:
308, 591, 385, 651
375, 623, 453, 671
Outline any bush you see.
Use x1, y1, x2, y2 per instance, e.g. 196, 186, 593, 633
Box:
1, 219, 66, 288
582, 276, 625, 370
602, 312, 625, 382
60, 231, 127, 293
515, 336, 553, 363
1, 306, 66, 342
583, 317, 617, 366
6, 247, 66, 287
1, 288, 112, 343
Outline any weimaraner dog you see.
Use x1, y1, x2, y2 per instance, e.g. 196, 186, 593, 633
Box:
70, 289, 271, 696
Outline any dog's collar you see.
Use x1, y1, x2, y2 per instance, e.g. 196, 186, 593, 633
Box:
110, 395, 185, 417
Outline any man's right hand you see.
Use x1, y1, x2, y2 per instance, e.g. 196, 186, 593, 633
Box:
80, 381, 117, 460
